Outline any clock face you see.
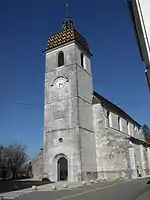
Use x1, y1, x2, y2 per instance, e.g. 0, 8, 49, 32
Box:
55, 77, 66, 89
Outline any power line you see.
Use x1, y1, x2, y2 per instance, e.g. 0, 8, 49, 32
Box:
14, 99, 150, 111
16, 102, 41, 106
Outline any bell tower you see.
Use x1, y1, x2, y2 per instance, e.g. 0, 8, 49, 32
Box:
43, 4, 97, 182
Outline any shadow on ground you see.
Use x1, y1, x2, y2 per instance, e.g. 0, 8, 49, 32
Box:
0, 179, 53, 193
147, 180, 150, 184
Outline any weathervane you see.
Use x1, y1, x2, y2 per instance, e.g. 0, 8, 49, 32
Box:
62, 0, 73, 29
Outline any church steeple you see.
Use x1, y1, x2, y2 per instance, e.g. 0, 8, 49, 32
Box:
62, 3, 73, 29
45, 2, 92, 56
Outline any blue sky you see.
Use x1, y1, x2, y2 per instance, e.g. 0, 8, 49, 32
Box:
0, 0, 150, 157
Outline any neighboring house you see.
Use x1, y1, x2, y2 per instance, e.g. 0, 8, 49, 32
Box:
127, 0, 150, 89
32, 5, 150, 182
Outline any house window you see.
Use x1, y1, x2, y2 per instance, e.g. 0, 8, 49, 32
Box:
80, 53, 84, 68
58, 51, 64, 67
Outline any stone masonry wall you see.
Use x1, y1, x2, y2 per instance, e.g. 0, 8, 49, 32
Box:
93, 103, 131, 180
93, 99, 150, 181
32, 152, 43, 179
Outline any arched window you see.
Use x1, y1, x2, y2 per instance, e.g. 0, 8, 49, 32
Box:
80, 53, 84, 68
127, 121, 130, 135
118, 117, 120, 130
106, 111, 110, 126
58, 51, 64, 67
127, 121, 129, 133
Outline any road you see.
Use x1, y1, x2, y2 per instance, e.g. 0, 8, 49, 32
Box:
10, 178, 150, 200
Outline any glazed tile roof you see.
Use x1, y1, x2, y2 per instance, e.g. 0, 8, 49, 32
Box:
45, 27, 91, 55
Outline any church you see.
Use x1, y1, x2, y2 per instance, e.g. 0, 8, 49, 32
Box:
32, 6, 150, 182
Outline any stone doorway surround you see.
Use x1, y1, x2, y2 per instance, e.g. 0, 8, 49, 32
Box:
54, 154, 68, 182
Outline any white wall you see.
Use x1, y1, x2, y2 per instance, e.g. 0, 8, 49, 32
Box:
104, 109, 140, 137
132, 0, 150, 67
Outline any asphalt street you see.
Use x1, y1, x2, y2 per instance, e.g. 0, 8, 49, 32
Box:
14, 178, 150, 200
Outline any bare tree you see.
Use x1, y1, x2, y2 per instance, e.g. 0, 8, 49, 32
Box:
5, 143, 28, 179
142, 124, 150, 143
0, 145, 10, 180
24, 161, 33, 178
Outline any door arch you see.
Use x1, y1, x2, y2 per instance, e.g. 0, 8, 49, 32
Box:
57, 157, 68, 181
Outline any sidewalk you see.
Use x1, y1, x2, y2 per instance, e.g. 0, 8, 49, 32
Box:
138, 175, 150, 179
37, 181, 82, 191
37, 178, 129, 192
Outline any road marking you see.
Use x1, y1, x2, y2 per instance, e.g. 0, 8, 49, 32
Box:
53, 179, 132, 200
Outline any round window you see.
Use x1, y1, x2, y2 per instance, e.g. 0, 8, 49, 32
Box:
58, 138, 63, 143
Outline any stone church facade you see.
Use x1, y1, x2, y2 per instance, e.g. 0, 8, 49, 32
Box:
32, 12, 150, 182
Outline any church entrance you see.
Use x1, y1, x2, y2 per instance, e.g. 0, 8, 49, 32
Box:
57, 157, 68, 181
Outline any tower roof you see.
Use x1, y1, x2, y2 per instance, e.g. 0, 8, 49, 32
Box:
45, 3, 91, 55
45, 27, 91, 55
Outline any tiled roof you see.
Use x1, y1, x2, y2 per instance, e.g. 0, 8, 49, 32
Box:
45, 27, 91, 55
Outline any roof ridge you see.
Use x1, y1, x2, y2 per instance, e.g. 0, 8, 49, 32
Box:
93, 90, 141, 127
